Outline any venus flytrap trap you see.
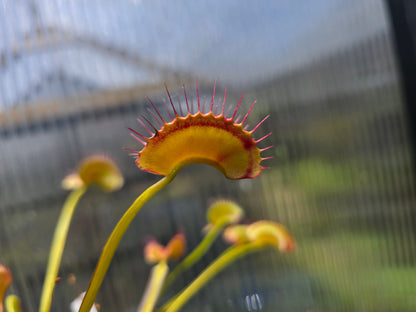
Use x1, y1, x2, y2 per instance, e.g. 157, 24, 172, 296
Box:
62, 155, 124, 192
160, 221, 295, 312
79, 81, 273, 312
162, 200, 244, 293
0, 264, 13, 312
138, 234, 186, 312
5, 296, 21, 312
0, 81, 294, 312
0, 264, 22, 312
39, 156, 124, 312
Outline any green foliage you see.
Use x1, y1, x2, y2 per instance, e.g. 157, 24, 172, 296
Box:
290, 158, 364, 198
295, 231, 416, 312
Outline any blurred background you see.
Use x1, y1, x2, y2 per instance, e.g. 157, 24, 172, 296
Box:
1, 0, 415, 311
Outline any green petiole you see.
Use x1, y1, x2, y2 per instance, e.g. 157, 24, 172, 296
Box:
39, 186, 88, 312
79, 167, 180, 312
161, 243, 261, 312
162, 223, 224, 293
137, 261, 169, 312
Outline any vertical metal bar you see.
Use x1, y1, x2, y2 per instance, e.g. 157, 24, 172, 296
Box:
385, 0, 416, 237
385, 0, 416, 159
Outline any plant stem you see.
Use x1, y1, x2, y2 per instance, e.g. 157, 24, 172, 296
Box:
5, 295, 22, 312
162, 223, 223, 292
137, 261, 169, 312
161, 243, 261, 312
79, 169, 180, 312
39, 186, 88, 312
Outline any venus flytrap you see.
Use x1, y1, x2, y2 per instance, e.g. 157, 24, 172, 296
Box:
163, 200, 244, 292
0, 81, 283, 312
144, 234, 186, 265
5, 296, 21, 312
138, 234, 186, 312
0, 264, 12, 312
0, 264, 22, 312
161, 221, 295, 312
39, 186, 87, 312
40, 156, 123, 312
79, 168, 180, 312
80, 81, 273, 312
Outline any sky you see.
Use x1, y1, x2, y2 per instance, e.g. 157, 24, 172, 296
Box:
0, 0, 389, 107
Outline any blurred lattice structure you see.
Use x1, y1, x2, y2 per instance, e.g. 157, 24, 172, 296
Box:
0, 1, 415, 312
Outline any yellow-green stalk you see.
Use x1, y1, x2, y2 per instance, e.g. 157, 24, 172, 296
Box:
41, 155, 123, 312
39, 186, 87, 312
162, 220, 295, 312
163, 200, 243, 292
79, 167, 181, 312
162, 223, 222, 292
161, 243, 261, 312
138, 261, 169, 312
5, 295, 22, 312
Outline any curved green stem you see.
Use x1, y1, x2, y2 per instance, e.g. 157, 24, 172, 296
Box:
163, 223, 223, 292
137, 261, 169, 312
161, 243, 261, 312
79, 169, 180, 312
39, 186, 88, 312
